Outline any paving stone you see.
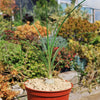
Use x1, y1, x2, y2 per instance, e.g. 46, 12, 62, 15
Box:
14, 90, 27, 100
87, 93, 100, 100
80, 98, 88, 100
12, 84, 20, 89
69, 86, 100, 100
58, 71, 79, 84
79, 92, 100, 100
12, 84, 24, 95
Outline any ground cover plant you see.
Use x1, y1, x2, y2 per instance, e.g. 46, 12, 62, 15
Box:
90, 21, 100, 45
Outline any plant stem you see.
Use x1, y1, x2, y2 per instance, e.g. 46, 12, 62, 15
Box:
48, 58, 52, 79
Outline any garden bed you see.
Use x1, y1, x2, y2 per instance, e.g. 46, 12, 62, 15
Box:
0, 0, 100, 99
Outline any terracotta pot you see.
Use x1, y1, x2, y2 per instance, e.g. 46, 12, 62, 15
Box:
25, 80, 73, 100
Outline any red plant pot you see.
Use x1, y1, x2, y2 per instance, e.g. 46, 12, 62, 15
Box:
25, 81, 73, 100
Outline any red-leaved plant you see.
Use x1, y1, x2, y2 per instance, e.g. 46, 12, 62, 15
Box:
53, 47, 76, 71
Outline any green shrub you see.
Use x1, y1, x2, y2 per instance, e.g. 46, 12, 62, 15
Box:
18, 63, 47, 80
0, 40, 21, 65
0, 40, 47, 79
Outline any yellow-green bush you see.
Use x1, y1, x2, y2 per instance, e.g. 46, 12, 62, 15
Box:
95, 20, 100, 35
64, 4, 89, 20
69, 39, 100, 88
49, 4, 89, 25
59, 17, 97, 43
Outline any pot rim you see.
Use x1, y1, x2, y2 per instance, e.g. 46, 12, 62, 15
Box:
24, 80, 73, 93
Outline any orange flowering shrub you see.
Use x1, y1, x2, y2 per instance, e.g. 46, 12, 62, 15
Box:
15, 21, 50, 41
0, 74, 18, 100
59, 17, 97, 43
0, 0, 17, 15
0, 61, 19, 99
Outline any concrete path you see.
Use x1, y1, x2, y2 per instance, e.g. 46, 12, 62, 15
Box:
69, 85, 100, 100
79, 92, 100, 100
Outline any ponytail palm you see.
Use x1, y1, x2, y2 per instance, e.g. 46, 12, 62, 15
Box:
33, 0, 86, 79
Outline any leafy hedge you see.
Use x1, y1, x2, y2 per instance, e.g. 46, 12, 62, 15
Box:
0, 40, 47, 80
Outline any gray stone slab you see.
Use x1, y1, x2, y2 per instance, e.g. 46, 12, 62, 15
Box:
58, 71, 79, 85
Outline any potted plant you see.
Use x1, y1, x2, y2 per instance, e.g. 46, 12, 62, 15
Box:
24, 0, 86, 100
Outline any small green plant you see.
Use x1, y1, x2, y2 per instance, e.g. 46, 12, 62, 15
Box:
34, 0, 86, 79
0, 16, 10, 35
